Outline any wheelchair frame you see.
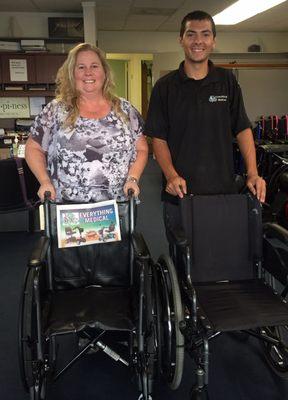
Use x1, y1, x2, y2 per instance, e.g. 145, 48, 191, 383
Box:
18, 194, 157, 400
156, 193, 288, 400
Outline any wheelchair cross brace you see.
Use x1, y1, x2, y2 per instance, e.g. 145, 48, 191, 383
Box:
53, 330, 129, 382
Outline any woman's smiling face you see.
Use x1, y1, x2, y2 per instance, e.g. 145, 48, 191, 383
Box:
74, 50, 106, 95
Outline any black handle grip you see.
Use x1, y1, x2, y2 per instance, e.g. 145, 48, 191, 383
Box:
44, 191, 51, 201
127, 189, 135, 198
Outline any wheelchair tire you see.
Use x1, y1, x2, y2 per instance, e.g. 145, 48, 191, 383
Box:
151, 263, 162, 376
18, 267, 50, 399
261, 325, 288, 379
138, 261, 158, 399
156, 255, 184, 390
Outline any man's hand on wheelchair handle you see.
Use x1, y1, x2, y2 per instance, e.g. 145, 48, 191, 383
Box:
166, 175, 187, 198
246, 174, 266, 203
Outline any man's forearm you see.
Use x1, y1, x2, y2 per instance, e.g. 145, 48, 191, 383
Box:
152, 138, 179, 179
236, 128, 258, 177
152, 137, 187, 197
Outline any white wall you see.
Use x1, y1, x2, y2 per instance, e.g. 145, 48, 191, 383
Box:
239, 69, 288, 122
152, 51, 288, 122
0, 12, 288, 53
1, 12, 287, 120
0, 12, 81, 38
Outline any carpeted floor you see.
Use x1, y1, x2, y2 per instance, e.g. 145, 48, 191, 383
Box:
0, 156, 287, 400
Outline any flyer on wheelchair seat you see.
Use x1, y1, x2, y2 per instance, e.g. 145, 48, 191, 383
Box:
56, 200, 121, 248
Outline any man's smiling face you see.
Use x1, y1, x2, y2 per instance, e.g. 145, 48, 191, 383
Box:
179, 19, 216, 64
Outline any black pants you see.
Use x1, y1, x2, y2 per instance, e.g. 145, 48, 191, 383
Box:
163, 201, 182, 245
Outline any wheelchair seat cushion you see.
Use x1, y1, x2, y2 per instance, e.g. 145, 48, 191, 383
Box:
195, 279, 288, 331
43, 286, 135, 336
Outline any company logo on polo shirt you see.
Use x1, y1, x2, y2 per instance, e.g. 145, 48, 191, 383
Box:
209, 95, 228, 103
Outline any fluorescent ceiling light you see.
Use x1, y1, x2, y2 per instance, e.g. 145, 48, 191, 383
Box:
213, 0, 287, 25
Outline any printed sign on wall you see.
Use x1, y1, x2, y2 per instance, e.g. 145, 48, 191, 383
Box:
9, 59, 28, 81
0, 97, 30, 118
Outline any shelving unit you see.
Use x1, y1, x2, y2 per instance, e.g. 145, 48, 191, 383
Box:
0, 52, 67, 97
211, 52, 288, 69
0, 51, 68, 131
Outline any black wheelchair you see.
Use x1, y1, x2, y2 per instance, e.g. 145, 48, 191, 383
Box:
18, 193, 157, 400
155, 193, 288, 399
257, 144, 288, 228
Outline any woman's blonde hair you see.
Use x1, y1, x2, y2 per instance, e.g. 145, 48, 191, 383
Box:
55, 42, 127, 128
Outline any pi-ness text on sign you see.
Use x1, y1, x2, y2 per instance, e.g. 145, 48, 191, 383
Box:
0, 97, 30, 118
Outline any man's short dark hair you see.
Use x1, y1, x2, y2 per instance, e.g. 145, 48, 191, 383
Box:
180, 10, 216, 38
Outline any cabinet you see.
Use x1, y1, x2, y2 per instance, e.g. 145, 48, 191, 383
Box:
35, 54, 67, 83
0, 52, 67, 96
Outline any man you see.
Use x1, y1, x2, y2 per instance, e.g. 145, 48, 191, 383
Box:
145, 10, 266, 240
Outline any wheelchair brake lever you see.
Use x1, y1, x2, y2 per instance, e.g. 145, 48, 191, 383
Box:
134, 195, 141, 205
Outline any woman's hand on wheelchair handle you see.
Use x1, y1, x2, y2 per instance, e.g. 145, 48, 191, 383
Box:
124, 181, 140, 198
38, 180, 56, 202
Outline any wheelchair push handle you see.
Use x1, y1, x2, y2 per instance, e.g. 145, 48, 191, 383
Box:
44, 191, 52, 201
127, 188, 140, 205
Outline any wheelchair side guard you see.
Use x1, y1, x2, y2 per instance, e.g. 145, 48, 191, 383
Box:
132, 231, 150, 259
28, 236, 50, 267
155, 254, 184, 390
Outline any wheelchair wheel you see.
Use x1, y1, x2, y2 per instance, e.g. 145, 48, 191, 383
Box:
156, 255, 184, 390
18, 267, 51, 399
151, 263, 162, 376
261, 325, 288, 378
138, 261, 158, 400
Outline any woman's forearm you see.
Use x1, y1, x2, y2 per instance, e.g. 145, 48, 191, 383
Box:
127, 136, 148, 181
25, 137, 51, 185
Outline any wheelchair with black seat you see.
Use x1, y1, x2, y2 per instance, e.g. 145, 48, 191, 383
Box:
18, 192, 157, 400
154, 192, 288, 399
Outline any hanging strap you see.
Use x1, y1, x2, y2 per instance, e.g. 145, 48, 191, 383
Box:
14, 157, 34, 209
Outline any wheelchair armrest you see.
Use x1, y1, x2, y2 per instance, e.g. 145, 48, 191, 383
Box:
28, 235, 50, 267
263, 222, 288, 244
169, 227, 190, 248
131, 231, 150, 259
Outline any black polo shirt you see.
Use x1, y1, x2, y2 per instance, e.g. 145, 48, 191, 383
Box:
145, 61, 251, 203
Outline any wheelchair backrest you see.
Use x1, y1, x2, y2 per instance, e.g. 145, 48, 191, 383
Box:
46, 201, 132, 290
180, 194, 262, 282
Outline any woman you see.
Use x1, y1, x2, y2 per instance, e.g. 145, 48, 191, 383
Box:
25, 43, 148, 202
